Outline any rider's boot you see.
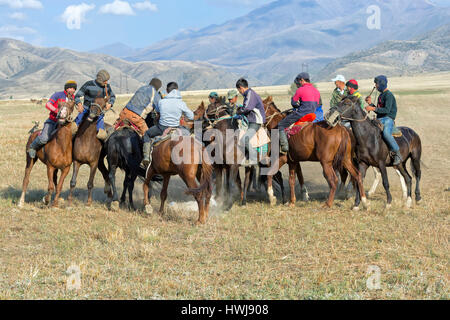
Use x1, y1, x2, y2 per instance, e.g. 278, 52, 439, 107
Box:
142, 142, 152, 168
393, 150, 403, 166
279, 130, 289, 155
97, 129, 107, 141
27, 136, 45, 159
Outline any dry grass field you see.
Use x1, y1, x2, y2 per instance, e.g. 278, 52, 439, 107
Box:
0, 72, 448, 300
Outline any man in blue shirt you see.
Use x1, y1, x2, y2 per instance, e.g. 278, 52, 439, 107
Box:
143, 82, 194, 167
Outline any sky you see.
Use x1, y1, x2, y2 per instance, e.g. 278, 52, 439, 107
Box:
0, 0, 449, 51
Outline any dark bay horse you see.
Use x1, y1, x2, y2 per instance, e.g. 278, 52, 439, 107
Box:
19, 96, 76, 208
68, 96, 112, 206
334, 95, 422, 209
143, 128, 214, 225
263, 98, 366, 209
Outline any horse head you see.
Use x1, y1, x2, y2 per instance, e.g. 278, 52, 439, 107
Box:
329, 95, 362, 126
88, 95, 109, 122
57, 96, 76, 125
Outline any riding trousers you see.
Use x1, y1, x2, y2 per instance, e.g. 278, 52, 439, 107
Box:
240, 122, 261, 156
145, 124, 169, 143
38, 119, 58, 144
379, 117, 400, 152
75, 106, 105, 131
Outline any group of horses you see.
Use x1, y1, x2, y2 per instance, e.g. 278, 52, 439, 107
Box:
17, 93, 423, 225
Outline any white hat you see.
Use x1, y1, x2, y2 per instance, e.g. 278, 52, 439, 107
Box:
332, 75, 346, 83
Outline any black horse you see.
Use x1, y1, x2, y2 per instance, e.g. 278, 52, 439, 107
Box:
334, 95, 422, 210
105, 112, 161, 211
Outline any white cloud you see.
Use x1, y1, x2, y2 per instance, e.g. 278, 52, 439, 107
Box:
60, 3, 95, 30
9, 12, 27, 20
0, 0, 43, 9
133, 1, 158, 12
100, 0, 135, 15
0, 25, 37, 41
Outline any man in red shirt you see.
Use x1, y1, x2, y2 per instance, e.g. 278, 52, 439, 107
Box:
277, 73, 321, 154
27, 81, 77, 159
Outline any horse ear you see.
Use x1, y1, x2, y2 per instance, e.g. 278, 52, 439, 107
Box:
268, 96, 273, 101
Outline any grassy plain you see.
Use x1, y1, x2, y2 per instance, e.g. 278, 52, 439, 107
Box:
0, 72, 448, 299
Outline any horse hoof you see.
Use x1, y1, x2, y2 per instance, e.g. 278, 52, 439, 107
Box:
416, 199, 423, 205
406, 197, 413, 209
289, 203, 296, 208
302, 194, 310, 202
385, 204, 392, 210
42, 196, 50, 205
269, 197, 277, 207
367, 192, 374, 199
111, 201, 120, 212
353, 206, 360, 212
145, 204, 153, 215
362, 197, 370, 209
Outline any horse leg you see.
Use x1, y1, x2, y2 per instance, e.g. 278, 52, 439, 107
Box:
395, 163, 413, 208
274, 171, 286, 204
322, 161, 338, 208
98, 154, 112, 199
143, 166, 155, 214
44, 165, 56, 206
337, 168, 348, 195
68, 161, 81, 206
19, 156, 37, 208
296, 163, 310, 201
120, 170, 130, 205
215, 167, 223, 202
268, 156, 287, 206
52, 166, 71, 208
242, 167, 251, 206
108, 164, 120, 211
288, 162, 298, 207
343, 159, 367, 210
128, 173, 138, 211
87, 162, 99, 206
395, 168, 408, 200
368, 167, 382, 198
379, 163, 393, 209
412, 157, 422, 203
181, 174, 205, 224
159, 175, 170, 215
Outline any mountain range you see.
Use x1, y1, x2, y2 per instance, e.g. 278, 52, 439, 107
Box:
109, 0, 450, 84
316, 23, 450, 81
0, 38, 248, 99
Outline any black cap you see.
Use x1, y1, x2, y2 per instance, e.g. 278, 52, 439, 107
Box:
296, 72, 310, 81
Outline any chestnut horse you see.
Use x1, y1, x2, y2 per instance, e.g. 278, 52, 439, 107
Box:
19, 96, 76, 208
263, 97, 367, 209
143, 118, 214, 224
68, 96, 112, 206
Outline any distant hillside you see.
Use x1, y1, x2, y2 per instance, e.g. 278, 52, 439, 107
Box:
122, 0, 450, 84
316, 24, 450, 81
89, 42, 140, 59
0, 38, 249, 99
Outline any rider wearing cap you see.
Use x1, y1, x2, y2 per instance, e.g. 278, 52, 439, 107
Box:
330, 75, 348, 109
365, 75, 402, 166
74, 69, 116, 141
346, 79, 365, 110
226, 89, 241, 117
208, 92, 219, 105
277, 72, 321, 154
27, 80, 78, 159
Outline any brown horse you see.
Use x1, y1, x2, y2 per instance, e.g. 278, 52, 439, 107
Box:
68, 96, 112, 206
143, 117, 214, 224
19, 96, 76, 208
263, 97, 367, 209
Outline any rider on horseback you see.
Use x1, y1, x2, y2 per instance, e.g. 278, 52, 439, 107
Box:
346, 79, 365, 110
278, 72, 321, 154
142, 82, 194, 167
226, 89, 241, 117
73, 70, 115, 141
365, 75, 403, 166
117, 78, 164, 163
235, 78, 266, 166
27, 80, 78, 159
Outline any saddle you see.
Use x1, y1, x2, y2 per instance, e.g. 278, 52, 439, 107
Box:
152, 127, 190, 148
238, 127, 271, 149
285, 113, 316, 139
114, 119, 141, 135
372, 119, 403, 138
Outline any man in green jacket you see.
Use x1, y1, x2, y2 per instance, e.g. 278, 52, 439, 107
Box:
330, 75, 348, 108
365, 75, 402, 166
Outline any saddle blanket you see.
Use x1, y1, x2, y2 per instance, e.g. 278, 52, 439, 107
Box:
285, 113, 316, 139
238, 127, 271, 149
152, 127, 191, 148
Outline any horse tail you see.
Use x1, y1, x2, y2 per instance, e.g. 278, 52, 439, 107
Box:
333, 128, 349, 172
187, 147, 213, 201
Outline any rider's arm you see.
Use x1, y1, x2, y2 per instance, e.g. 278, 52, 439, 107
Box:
238, 90, 256, 115
75, 82, 88, 106
291, 87, 302, 108
46, 93, 58, 113
107, 84, 116, 106
181, 102, 194, 121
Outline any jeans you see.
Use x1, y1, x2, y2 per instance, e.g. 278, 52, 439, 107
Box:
144, 124, 169, 143
75, 107, 105, 131
38, 119, 58, 143
314, 106, 324, 123
379, 117, 400, 152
